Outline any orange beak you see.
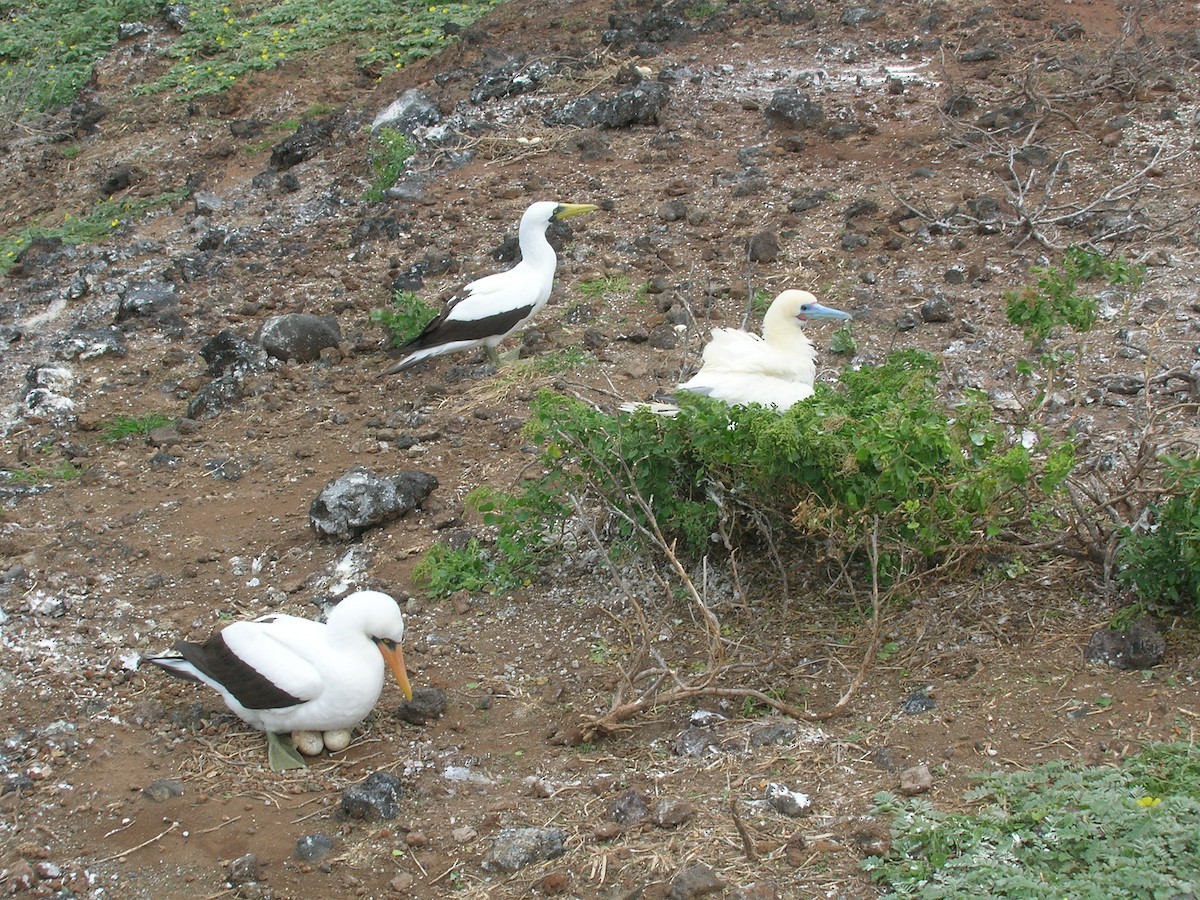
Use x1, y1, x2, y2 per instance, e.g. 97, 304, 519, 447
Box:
378, 642, 413, 700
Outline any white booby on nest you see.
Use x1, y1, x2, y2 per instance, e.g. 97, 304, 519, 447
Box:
383, 200, 599, 374
145, 590, 412, 771
627, 290, 852, 414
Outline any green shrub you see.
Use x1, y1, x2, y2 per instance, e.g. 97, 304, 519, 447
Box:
864, 743, 1200, 897
1117, 455, 1200, 614
363, 127, 414, 203
370, 290, 438, 347
103, 413, 173, 441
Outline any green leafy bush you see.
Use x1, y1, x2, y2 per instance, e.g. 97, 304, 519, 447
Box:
364, 127, 414, 203
864, 743, 1200, 897
1117, 455, 1200, 614
1005, 246, 1144, 346
370, 290, 438, 347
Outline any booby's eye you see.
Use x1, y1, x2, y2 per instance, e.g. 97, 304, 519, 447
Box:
798, 304, 812, 314
376, 638, 397, 649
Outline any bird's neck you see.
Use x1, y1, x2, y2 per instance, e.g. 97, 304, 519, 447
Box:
518, 220, 558, 273
762, 315, 815, 358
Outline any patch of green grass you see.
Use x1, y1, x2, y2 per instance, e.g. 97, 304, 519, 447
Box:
0, 187, 191, 276
364, 127, 414, 203
577, 274, 632, 299
2, 461, 80, 484
508, 348, 592, 376
103, 413, 173, 442
370, 290, 438, 347
140, 0, 502, 99
0, 0, 160, 124
864, 743, 1200, 897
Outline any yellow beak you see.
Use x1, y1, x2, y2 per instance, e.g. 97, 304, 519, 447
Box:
378, 642, 413, 701
554, 202, 600, 220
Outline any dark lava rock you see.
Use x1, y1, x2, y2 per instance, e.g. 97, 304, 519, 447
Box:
255, 313, 341, 363
340, 771, 404, 820
747, 231, 780, 263
944, 265, 967, 284
841, 231, 869, 250
609, 788, 649, 826
200, 330, 268, 377
293, 833, 335, 861
396, 686, 448, 724
765, 89, 824, 129
1085, 617, 1165, 670
673, 726, 714, 757
141, 779, 184, 802
2, 773, 35, 795
99, 166, 134, 198
920, 296, 953, 323
186, 373, 244, 420
546, 81, 670, 128
652, 798, 697, 828
373, 88, 441, 135
602, 6, 694, 50
269, 116, 336, 170
227, 853, 262, 886
482, 826, 567, 873
901, 688, 937, 713
54, 327, 127, 361
115, 281, 177, 323
789, 190, 832, 213
671, 863, 725, 899
309, 468, 438, 540
766, 782, 811, 817
840, 7, 882, 26
749, 722, 797, 748
896, 310, 920, 331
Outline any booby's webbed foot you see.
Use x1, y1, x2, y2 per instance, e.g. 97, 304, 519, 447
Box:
267, 731, 307, 772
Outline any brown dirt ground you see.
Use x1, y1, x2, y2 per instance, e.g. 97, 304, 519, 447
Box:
2, 0, 1200, 897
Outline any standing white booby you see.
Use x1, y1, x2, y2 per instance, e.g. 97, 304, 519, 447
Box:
383, 200, 599, 374
626, 290, 852, 414
144, 590, 413, 771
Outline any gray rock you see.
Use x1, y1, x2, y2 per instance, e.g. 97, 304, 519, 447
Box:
765, 782, 811, 817
396, 686, 448, 724
255, 314, 341, 363
293, 833, 335, 861
920, 296, 953, 323
546, 82, 670, 128
840, 7, 882, 25
841, 231, 869, 250
141, 779, 184, 802
750, 722, 797, 747
671, 863, 725, 899
673, 726, 714, 757
901, 688, 937, 714
765, 89, 824, 129
309, 468, 438, 540
747, 231, 780, 263
227, 853, 261, 886
192, 191, 226, 215
653, 798, 696, 828
115, 281, 177, 323
340, 771, 404, 820
481, 826, 566, 873
896, 310, 920, 331
186, 373, 244, 420
54, 327, 127, 361
899, 764, 933, 795
200, 330, 269, 377
372, 88, 441, 135
1085, 617, 1165, 670
731, 882, 782, 900
610, 788, 649, 826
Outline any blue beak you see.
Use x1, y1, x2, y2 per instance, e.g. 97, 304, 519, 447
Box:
797, 302, 852, 321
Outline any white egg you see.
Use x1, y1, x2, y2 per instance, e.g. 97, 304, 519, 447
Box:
322, 729, 352, 753
292, 730, 325, 756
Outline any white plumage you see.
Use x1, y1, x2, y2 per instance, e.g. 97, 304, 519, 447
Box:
383, 200, 599, 374
145, 590, 412, 766
627, 290, 852, 414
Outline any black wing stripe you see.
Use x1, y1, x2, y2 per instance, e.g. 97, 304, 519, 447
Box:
174, 634, 303, 710
401, 306, 535, 352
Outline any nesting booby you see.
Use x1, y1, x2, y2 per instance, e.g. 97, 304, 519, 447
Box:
383, 200, 599, 374
627, 290, 852, 414
145, 590, 413, 771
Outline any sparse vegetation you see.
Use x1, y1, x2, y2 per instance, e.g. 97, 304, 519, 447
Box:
364, 127, 414, 203
864, 743, 1200, 897
370, 290, 438, 347
103, 413, 173, 442
2, 461, 81, 484
576, 274, 632, 299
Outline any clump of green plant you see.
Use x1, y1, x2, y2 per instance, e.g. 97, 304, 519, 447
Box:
1, 188, 191, 276
577, 274, 632, 299
864, 742, 1200, 897
103, 413, 173, 442
1117, 455, 1200, 616
526, 350, 1073, 574
364, 127, 414, 203
140, 0, 500, 99
1005, 246, 1144, 346
2, 461, 80, 484
370, 290, 438, 347
414, 484, 572, 596
829, 324, 856, 355
0, 0, 160, 125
